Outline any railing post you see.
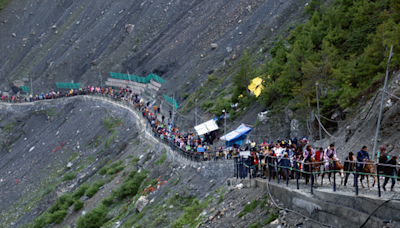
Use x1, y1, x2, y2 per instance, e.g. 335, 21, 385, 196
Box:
333, 161, 336, 192
376, 163, 381, 197
277, 159, 280, 184
286, 166, 289, 187
355, 163, 359, 196
295, 160, 299, 189
311, 163, 314, 195
268, 156, 271, 181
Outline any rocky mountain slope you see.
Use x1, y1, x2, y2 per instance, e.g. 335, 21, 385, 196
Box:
0, 0, 312, 139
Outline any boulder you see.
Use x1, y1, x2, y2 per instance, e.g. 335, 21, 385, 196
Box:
211, 43, 218, 50
67, 162, 73, 168
290, 118, 300, 138
125, 24, 134, 33
134, 196, 148, 212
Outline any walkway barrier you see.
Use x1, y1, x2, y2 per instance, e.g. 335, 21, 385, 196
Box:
234, 155, 400, 198
0, 91, 230, 165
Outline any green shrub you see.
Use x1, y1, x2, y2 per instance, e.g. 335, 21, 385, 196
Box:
99, 161, 124, 176
61, 172, 76, 182
217, 190, 226, 205
73, 183, 89, 199
101, 196, 114, 207
181, 93, 189, 99
33, 194, 74, 227
112, 170, 147, 200
74, 200, 84, 211
238, 199, 258, 218
155, 151, 167, 165
52, 210, 68, 223
249, 221, 261, 228
172, 199, 208, 228
264, 212, 278, 224
76, 203, 109, 228
48, 194, 74, 213
85, 180, 105, 198
200, 100, 214, 110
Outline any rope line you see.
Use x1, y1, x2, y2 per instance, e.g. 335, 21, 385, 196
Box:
315, 115, 340, 139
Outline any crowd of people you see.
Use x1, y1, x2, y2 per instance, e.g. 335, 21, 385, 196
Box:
240, 137, 399, 191
3, 87, 399, 191
0, 86, 229, 160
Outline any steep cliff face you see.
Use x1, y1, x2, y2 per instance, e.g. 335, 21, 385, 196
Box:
0, 0, 305, 95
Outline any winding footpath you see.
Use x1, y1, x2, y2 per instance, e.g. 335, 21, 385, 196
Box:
0, 94, 233, 172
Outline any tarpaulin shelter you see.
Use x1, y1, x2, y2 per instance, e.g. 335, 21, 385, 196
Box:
220, 123, 253, 147
248, 77, 264, 97
194, 119, 219, 136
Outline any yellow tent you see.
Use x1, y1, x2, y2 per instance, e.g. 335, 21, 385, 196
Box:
248, 77, 264, 97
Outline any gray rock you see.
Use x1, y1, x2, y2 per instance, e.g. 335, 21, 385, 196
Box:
67, 162, 73, 168
125, 24, 134, 33
135, 196, 149, 212
12, 33, 16, 37
79, 173, 86, 180
211, 43, 218, 50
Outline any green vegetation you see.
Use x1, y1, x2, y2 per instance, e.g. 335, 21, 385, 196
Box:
181, 92, 189, 99
172, 198, 210, 228
95, 134, 102, 147
85, 180, 105, 198
101, 195, 114, 206
129, 156, 140, 165
249, 221, 261, 228
105, 135, 112, 148
99, 160, 124, 175
238, 199, 258, 218
76, 203, 109, 228
0, 0, 10, 11
61, 172, 76, 182
155, 150, 167, 165
44, 108, 60, 117
2, 121, 16, 133
32, 194, 74, 227
73, 200, 84, 211
101, 116, 122, 133
111, 170, 147, 200
72, 183, 89, 199
217, 189, 226, 205
264, 212, 278, 225
224, 0, 400, 114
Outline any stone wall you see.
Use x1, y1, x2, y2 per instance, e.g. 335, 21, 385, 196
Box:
228, 178, 400, 227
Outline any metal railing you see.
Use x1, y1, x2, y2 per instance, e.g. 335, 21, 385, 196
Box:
234, 155, 400, 197
0, 91, 232, 164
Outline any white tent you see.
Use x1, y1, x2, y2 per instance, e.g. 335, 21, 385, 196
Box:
194, 119, 219, 136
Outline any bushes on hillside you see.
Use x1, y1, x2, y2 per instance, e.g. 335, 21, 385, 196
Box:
32, 194, 74, 227
112, 170, 147, 200
98, 160, 124, 175
73, 183, 89, 199
85, 180, 105, 198
76, 203, 109, 228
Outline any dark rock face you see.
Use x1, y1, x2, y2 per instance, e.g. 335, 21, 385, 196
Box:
0, 0, 305, 98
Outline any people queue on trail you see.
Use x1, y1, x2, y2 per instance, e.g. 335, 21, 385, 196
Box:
3, 87, 398, 191
244, 137, 399, 191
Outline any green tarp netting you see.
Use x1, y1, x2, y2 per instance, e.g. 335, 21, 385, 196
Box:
163, 94, 178, 109
109, 72, 166, 84
21, 86, 29, 92
55, 82, 81, 89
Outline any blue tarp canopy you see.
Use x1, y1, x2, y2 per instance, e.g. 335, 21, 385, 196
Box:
220, 123, 252, 147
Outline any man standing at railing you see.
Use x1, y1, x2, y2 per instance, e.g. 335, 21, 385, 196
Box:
324, 144, 337, 171
382, 156, 397, 191
356, 146, 369, 176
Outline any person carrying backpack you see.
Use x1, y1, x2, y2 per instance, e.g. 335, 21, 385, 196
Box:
344, 152, 356, 186
382, 156, 397, 191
